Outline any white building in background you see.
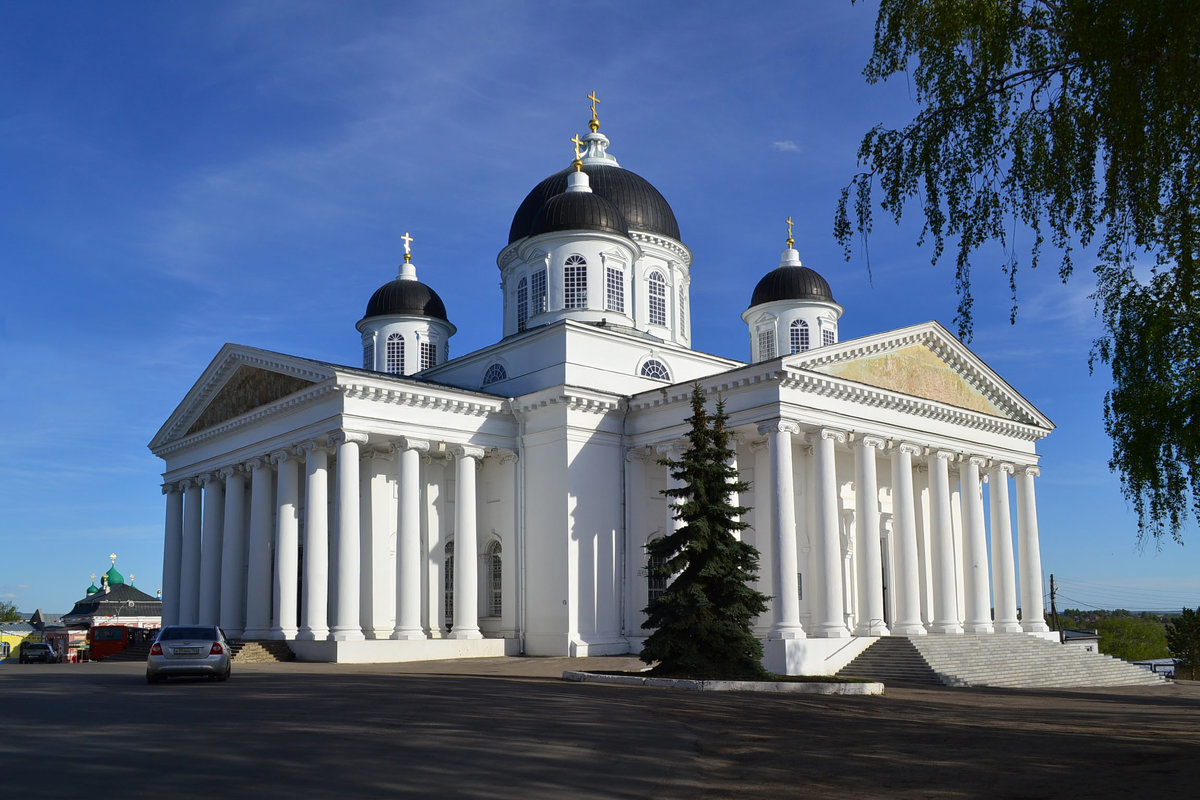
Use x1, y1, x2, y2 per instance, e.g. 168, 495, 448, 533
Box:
150, 104, 1055, 673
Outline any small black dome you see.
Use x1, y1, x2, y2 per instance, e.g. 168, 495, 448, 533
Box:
749, 266, 836, 307
510, 163, 680, 243
529, 188, 630, 238
363, 279, 449, 321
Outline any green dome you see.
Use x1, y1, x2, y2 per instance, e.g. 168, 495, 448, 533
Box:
86, 583, 99, 596
104, 565, 125, 586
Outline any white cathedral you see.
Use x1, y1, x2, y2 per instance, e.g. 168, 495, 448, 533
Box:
150, 103, 1056, 673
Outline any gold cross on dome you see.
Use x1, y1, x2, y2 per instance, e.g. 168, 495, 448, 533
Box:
587, 91, 601, 131
110, 552, 117, 565
401, 231, 413, 263
786, 216, 795, 249
571, 134, 584, 160
91, 573, 97, 582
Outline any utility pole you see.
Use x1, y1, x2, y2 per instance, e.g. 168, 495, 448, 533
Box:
1049, 574, 1060, 632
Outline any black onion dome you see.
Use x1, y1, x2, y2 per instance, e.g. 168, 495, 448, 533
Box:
529, 188, 630, 238
749, 266, 836, 307
509, 163, 680, 243
363, 279, 449, 321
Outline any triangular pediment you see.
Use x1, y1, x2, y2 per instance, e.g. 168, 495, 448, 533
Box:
150, 344, 338, 452
785, 322, 1052, 428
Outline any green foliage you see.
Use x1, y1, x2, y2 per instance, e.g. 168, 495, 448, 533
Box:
838, 1, 1200, 543
0, 600, 20, 622
1165, 606, 1200, 679
640, 385, 771, 679
1055, 608, 1169, 661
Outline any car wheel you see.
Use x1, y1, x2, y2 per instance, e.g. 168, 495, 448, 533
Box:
218, 666, 231, 682
146, 673, 161, 684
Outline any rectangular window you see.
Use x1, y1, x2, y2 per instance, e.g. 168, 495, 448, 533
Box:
822, 329, 835, 347
531, 269, 547, 314
564, 261, 587, 309
363, 341, 374, 370
758, 329, 776, 360
605, 266, 624, 313
420, 341, 437, 370
517, 282, 529, 331
679, 290, 686, 337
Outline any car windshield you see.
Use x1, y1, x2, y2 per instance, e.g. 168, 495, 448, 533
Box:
159, 627, 218, 641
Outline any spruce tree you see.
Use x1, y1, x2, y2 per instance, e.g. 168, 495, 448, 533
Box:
640, 384, 770, 679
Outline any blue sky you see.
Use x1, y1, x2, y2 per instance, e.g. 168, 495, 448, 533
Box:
2, 2, 1196, 615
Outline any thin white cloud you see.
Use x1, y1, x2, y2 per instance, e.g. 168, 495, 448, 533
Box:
772, 140, 801, 152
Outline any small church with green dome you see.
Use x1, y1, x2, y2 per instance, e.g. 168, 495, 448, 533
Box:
149, 97, 1063, 674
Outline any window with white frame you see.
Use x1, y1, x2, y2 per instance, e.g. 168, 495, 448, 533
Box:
640, 359, 670, 380
790, 319, 809, 353
444, 540, 454, 625
482, 363, 507, 385
485, 539, 502, 617
564, 254, 587, 309
605, 265, 624, 313
420, 340, 437, 370
516, 277, 529, 331
386, 333, 404, 374
822, 328, 835, 347
0, 641, 9, 658
757, 328, 776, 360
363, 340, 375, 370
648, 271, 666, 326
531, 268, 547, 314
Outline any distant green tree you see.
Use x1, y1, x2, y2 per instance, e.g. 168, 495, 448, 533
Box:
0, 600, 20, 622
1165, 607, 1200, 680
640, 385, 770, 679
1091, 614, 1169, 661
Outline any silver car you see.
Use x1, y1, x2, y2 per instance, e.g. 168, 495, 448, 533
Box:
146, 625, 232, 683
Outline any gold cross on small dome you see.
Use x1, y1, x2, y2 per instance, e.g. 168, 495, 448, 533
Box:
587, 91, 600, 132
401, 231, 413, 263
786, 216, 795, 249
571, 134, 585, 169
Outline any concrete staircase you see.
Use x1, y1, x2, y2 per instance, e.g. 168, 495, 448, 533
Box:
838, 633, 1168, 688
229, 640, 296, 663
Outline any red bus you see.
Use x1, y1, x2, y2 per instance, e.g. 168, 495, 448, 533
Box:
87, 625, 133, 660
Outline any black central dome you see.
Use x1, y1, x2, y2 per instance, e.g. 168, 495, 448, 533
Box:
362, 278, 449, 321
509, 163, 680, 243
749, 266, 836, 307
529, 188, 630, 238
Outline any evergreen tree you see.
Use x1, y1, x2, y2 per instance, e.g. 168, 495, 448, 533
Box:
640, 385, 770, 679
1166, 607, 1200, 680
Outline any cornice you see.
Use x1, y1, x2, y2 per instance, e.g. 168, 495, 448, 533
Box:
337, 381, 505, 417
629, 231, 692, 266
513, 387, 624, 415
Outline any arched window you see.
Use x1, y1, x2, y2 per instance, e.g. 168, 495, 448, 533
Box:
646, 538, 668, 604
531, 268, 547, 314
482, 363, 507, 385
363, 340, 375, 370
485, 540, 502, 617
648, 271, 667, 326
640, 359, 671, 380
605, 265, 624, 313
443, 540, 454, 626
790, 319, 810, 353
386, 333, 404, 374
516, 277, 529, 332
822, 327, 835, 347
564, 254, 587, 309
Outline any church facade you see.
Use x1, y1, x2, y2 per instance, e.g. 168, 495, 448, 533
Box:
150, 105, 1055, 672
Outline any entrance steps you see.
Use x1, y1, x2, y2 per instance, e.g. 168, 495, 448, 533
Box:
230, 640, 296, 663
838, 633, 1168, 688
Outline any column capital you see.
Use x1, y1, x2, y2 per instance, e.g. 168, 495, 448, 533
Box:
197, 472, 220, 487
749, 437, 770, 454
757, 419, 800, 436
990, 461, 1015, 476
931, 449, 958, 462
399, 437, 431, 454
654, 441, 684, 458
329, 430, 370, 448
625, 445, 650, 462
178, 478, 196, 492
161, 482, 179, 494
218, 465, 241, 481
490, 448, 518, 464
807, 428, 847, 445
269, 448, 293, 466
854, 434, 887, 451
450, 443, 486, 460
245, 455, 268, 471
294, 440, 325, 458
892, 441, 923, 457
967, 455, 989, 469
1016, 464, 1040, 478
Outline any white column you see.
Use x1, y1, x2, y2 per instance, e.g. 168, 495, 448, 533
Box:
810, 429, 849, 637
330, 432, 367, 641
180, 479, 203, 626
449, 444, 483, 639
960, 457, 994, 633
853, 437, 888, 636
243, 457, 275, 639
497, 450, 519, 638
1016, 465, 1049, 632
928, 451, 963, 634
758, 421, 804, 639
219, 466, 248, 638
988, 463, 1022, 632
161, 483, 184, 627
297, 441, 330, 641
750, 438, 773, 636
393, 438, 429, 639
271, 449, 300, 640
889, 444, 925, 634
197, 472, 225, 627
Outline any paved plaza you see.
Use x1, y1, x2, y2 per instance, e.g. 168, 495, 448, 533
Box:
3, 656, 1198, 798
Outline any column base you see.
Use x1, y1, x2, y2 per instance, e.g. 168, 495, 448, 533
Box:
768, 625, 806, 640
993, 621, 1023, 633
390, 629, 427, 641
295, 627, 329, 641
962, 622, 995, 634
811, 624, 851, 638
928, 622, 965, 634
266, 628, 295, 641
1021, 621, 1050, 633
854, 622, 890, 637
241, 627, 273, 640
330, 627, 365, 642
891, 622, 927, 635
448, 627, 483, 640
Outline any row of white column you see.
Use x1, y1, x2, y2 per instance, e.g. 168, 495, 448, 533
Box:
756, 422, 1048, 640
161, 433, 488, 642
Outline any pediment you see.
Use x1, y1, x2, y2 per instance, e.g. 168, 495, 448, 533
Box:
787, 322, 1051, 428
150, 344, 337, 452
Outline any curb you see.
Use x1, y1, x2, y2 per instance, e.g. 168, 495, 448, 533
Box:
562, 670, 885, 695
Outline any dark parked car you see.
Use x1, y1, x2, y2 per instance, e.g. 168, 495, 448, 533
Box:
146, 625, 231, 683
20, 643, 62, 663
